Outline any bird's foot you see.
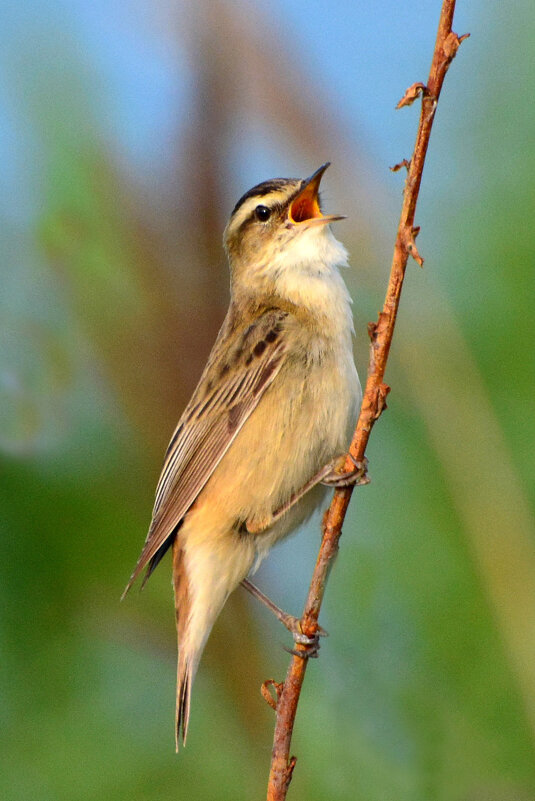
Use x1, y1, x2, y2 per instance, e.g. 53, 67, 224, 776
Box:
284, 616, 327, 659
285, 631, 321, 659
321, 454, 370, 488
279, 610, 328, 642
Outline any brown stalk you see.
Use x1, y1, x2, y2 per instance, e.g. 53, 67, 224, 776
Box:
266, 2, 469, 799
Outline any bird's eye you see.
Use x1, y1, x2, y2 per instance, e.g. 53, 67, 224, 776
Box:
255, 205, 271, 222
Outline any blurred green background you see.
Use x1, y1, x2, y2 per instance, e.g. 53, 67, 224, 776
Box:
1, 1, 534, 799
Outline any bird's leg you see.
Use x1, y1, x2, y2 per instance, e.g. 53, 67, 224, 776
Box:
245, 454, 369, 535
242, 455, 368, 654
240, 578, 327, 646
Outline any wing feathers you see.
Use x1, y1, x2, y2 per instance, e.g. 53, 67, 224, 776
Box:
123, 308, 289, 594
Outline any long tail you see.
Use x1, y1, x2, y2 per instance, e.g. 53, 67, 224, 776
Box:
172, 539, 194, 750
171, 531, 256, 750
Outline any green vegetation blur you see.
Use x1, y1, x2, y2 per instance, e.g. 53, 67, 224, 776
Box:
1, 2, 534, 800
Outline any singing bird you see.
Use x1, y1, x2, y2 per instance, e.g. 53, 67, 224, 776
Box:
124, 163, 362, 748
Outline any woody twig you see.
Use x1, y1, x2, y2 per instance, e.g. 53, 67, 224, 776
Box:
266, 3, 469, 799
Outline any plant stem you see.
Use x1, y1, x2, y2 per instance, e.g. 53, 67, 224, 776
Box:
266, 3, 469, 799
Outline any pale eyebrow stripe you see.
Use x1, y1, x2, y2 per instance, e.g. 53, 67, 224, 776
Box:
229, 188, 297, 232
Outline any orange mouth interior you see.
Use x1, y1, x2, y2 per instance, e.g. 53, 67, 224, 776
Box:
289, 189, 322, 223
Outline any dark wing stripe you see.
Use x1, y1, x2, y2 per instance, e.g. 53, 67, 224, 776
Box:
164, 423, 183, 459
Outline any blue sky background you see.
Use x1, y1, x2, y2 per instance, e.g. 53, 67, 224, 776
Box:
1, 0, 479, 220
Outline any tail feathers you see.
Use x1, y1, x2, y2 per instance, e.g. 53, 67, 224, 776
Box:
173, 538, 194, 750
171, 533, 247, 750
176, 655, 194, 751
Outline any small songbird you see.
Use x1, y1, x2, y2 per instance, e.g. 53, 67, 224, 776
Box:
124, 163, 362, 749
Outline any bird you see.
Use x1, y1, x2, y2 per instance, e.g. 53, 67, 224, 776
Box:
123, 162, 362, 749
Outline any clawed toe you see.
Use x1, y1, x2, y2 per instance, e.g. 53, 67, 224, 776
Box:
321, 455, 370, 488
284, 641, 320, 659
292, 630, 319, 646
278, 613, 326, 659
283, 623, 325, 658
348, 454, 369, 475
282, 614, 328, 640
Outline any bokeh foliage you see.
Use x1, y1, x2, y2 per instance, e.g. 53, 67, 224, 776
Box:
1, 2, 534, 800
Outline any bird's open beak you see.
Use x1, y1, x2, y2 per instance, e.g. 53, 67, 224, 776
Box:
289, 162, 346, 226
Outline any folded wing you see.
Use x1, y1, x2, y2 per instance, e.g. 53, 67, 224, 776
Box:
123, 308, 289, 594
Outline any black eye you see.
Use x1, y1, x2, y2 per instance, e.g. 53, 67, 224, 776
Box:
255, 205, 271, 222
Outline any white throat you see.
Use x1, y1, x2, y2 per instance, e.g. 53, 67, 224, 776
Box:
267, 226, 354, 335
